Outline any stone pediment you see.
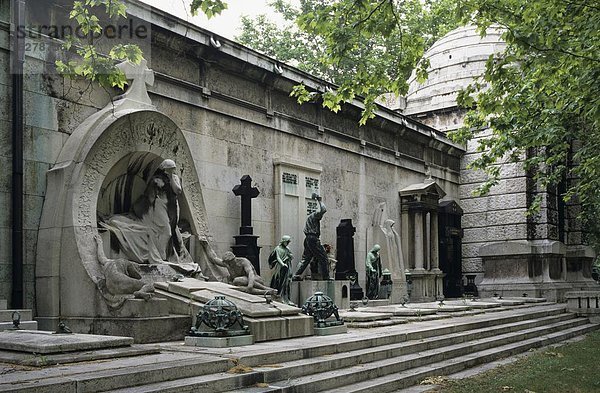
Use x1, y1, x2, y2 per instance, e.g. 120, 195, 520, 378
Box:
399, 181, 446, 199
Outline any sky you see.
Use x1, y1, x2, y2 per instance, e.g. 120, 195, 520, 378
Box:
140, 0, 289, 40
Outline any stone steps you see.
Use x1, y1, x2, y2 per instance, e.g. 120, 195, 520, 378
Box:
236, 320, 593, 392
1, 303, 596, 393
0, 353, 233, 393
322, 325, 598, 393
99, 305, 592, 392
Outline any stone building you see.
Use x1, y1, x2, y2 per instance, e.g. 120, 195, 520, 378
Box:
0, 0, 594, 326
404, 25, 596, 300
1, 0, 461, 323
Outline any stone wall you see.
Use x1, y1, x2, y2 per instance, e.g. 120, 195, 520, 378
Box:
1, 1, 462, 310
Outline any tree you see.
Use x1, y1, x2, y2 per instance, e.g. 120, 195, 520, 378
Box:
61, 0, 600, 245
451, 0, 600, 243
237, 0, 600, 246
56, 0, 143, 90
235, 0, 460, 124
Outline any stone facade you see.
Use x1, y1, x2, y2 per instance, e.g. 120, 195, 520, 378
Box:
404, 25, 596, 300
0, 0, 462, 315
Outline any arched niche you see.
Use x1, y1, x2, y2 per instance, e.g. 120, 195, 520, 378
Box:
35, 108, 216, 325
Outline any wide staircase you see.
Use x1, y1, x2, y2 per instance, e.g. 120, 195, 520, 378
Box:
0, 299, 37, 331
1, 302, 598, 393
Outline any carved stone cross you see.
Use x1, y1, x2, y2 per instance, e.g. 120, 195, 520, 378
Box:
233, 175, 260, 232
116, 59, 155, 105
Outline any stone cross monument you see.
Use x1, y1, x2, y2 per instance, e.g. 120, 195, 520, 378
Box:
232, 175, 261, 273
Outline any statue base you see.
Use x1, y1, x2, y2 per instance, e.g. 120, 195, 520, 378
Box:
154, 278, 314, 342
314, 324, 348, 336
292, 280, 351, 310
184, 334, 254, 348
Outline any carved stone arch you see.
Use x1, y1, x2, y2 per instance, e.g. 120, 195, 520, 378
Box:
35, 107, 213, 326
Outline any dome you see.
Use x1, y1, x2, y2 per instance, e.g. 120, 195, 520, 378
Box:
404, 25, 506, 115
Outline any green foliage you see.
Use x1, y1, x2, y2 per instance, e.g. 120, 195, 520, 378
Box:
237, 0, 460, 124
56, 0, 143, 90
190, 0, 228, 18
450, 0, 600, 241
436, 330, 600, 392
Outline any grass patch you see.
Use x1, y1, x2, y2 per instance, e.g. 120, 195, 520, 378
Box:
433, 330, 600, 393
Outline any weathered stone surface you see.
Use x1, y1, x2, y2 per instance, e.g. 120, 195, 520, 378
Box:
405, 302, 471, 312
460, 193, 528, 214
245, 313, 314, 342
164, 279, 231, 297
292, 280, 351, 310
0, 330, 133, 354
314, 324, 348, 335
61, 315, 191, 344
460, 162, 526, 183
0, 309, 32, 322
463, 224, 528, 243
0, 345, 159, 367
190, 289, 300, 317
460, 177, 527, 199
115, 298, 170, 318
338, 310, 393, 322
479, 240, 565, 257
462, 209, 528, 229
357, 306, 438, 317
184, 334, 254, 348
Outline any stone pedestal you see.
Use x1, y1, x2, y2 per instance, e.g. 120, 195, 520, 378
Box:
314, 324, 347, 336
231, 233, 261, 275
407, 270, 444, 302
477, 241, 575, 302
292, 280, 350, 310
155, 279, 314, 342
565, 291, 600, 323
184, 335, 254, 348
566, 245, 598, 291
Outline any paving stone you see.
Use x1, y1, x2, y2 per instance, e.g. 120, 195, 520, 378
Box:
184, 334, 254, 348
0, 344, 160, 366
0, 330, 133, 354
339, 310, 394, 322
314, 324, 348, 336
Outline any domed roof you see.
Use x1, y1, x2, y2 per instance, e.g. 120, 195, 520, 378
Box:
404, 25, 505, 115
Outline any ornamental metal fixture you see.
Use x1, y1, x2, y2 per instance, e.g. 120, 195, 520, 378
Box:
380, 268, 393, 299
301, 291, 344, 328
189, 295, 250, 337
11, 311, 20, 329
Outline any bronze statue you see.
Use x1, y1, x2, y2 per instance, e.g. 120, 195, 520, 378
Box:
365, 244, 382, 299
293, 193, 330, 281
269, 235, 294, 304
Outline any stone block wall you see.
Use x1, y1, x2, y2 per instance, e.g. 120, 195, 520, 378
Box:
0, 1, 462, 310
0, 3, 111, 308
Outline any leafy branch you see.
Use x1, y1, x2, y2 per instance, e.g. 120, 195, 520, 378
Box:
56, 0, 143, 90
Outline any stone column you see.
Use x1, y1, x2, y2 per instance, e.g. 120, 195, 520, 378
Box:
425, 211, 431, 270
430, 211, 439, 270
401, 207, 410, 268
414, 210, 424, 270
